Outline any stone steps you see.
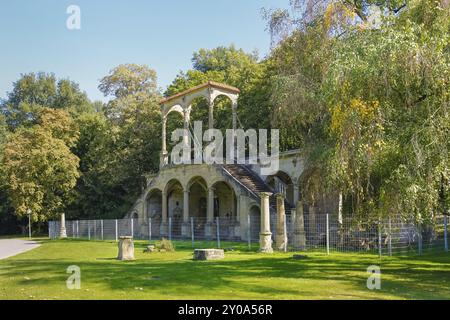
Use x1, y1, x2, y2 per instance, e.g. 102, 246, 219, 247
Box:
222, 164, 292, 215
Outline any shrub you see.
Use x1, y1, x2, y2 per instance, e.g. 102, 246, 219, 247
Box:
156, 238, 175, 252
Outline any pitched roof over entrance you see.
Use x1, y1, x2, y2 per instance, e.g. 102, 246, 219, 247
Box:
159, 81, 240, 105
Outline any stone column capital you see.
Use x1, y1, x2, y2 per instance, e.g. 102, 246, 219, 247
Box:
275, 193, 285, 199
260, 192, 272, 198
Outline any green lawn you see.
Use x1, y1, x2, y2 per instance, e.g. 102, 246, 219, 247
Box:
0, 238, 449, 300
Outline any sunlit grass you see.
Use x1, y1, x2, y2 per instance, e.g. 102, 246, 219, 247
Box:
0, 238, 448, 300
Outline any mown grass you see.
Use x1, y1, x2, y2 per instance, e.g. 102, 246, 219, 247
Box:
0, 238, 448, 300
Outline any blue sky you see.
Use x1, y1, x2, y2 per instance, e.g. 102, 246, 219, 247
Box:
0, 0, 287, 102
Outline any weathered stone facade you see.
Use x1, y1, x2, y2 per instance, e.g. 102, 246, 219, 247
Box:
126, 82, 338, 249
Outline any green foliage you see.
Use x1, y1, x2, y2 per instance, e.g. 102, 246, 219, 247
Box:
267, 0, 450, 221
155, 238, 175, 252
1, 72, 92, 129
1, 108, 80, 221
79, 64, 163, 218
99, 64, 158, 99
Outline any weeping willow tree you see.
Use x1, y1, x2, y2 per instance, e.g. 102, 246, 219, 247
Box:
265, 0, 449, 223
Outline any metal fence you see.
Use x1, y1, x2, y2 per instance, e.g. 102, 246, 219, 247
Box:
49, 215, 449, 256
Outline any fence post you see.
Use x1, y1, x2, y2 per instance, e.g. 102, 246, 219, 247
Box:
247, 214, 251, 250
88, 221, 91, 240
216, 217, 221, 249
418, 224, 423, 256
148, 217, 152, 242
101, 219, 104, 240
444, 216, 448, 253
378, 220, 382, 258
326, 214, 330, 255
115, 219, 118, 242
131, 219, 134, 238
76, 220, 79, 238
283, 215, 288, 253
169, 217, 172, 241
388, 218, 392, 256
72, 221, 75, 238
191, 217, 194, 247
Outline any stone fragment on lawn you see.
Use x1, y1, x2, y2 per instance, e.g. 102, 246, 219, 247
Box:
117, 236, 135, 261
193, 249, 225, 260
292, 254, 308, 260
144, 245, 156, 253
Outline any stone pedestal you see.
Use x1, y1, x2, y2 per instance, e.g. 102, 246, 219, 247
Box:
293, 201, 307, 250
275, 194, 287, 250
193, 249, 224, 260
259, 192, 273, 253
59, 213, 67, 239
117, 236, 135, 260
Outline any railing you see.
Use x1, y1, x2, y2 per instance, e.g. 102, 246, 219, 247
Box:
48, 215, 449, 256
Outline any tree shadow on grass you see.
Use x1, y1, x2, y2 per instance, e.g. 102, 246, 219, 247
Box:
1, 252, 449, 299
1, 239, 449, 299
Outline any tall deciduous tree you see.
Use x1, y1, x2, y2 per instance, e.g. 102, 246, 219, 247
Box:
1, 72, 93, 129
89, 64, 162, 217
266, 0, 449, 221
2, 108, 80, 221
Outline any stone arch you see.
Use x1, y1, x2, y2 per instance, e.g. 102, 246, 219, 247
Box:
184, 95, 210, 136
187, 176, 208, 220
212, 92, 237, 104
266, 171, 295, 206
164, 179, 184, 237
184, 93, 210, 110
145, 188, 163, 237
145, 188, 162, 218
187, 176, 208, 192
211, 180, 236, 220
211, 93, 236, 131
248, 204, 261, 241
165, 109, 185, 158
164, 103, 184, 117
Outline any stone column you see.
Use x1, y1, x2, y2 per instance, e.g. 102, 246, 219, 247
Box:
59, 213, 67, 238
183, 110, 190, 147
293, 185, 300, 205
205, 187, 215, 238
160, 191, 168, 236
308, 205, 317, 244
208, 99, 214, 130
275, 193, 287, 250
182, 189, 190, 237
160, 117, 168, 168
293, 201, 306, 250
259, 192, 273, 253
117, 236, 135, 260
232, 100, 237, 132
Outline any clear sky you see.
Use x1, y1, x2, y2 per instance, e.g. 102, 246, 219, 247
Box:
0, 0, 287, 102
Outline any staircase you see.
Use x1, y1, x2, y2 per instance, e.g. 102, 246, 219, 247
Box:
222, 164, 292, 214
